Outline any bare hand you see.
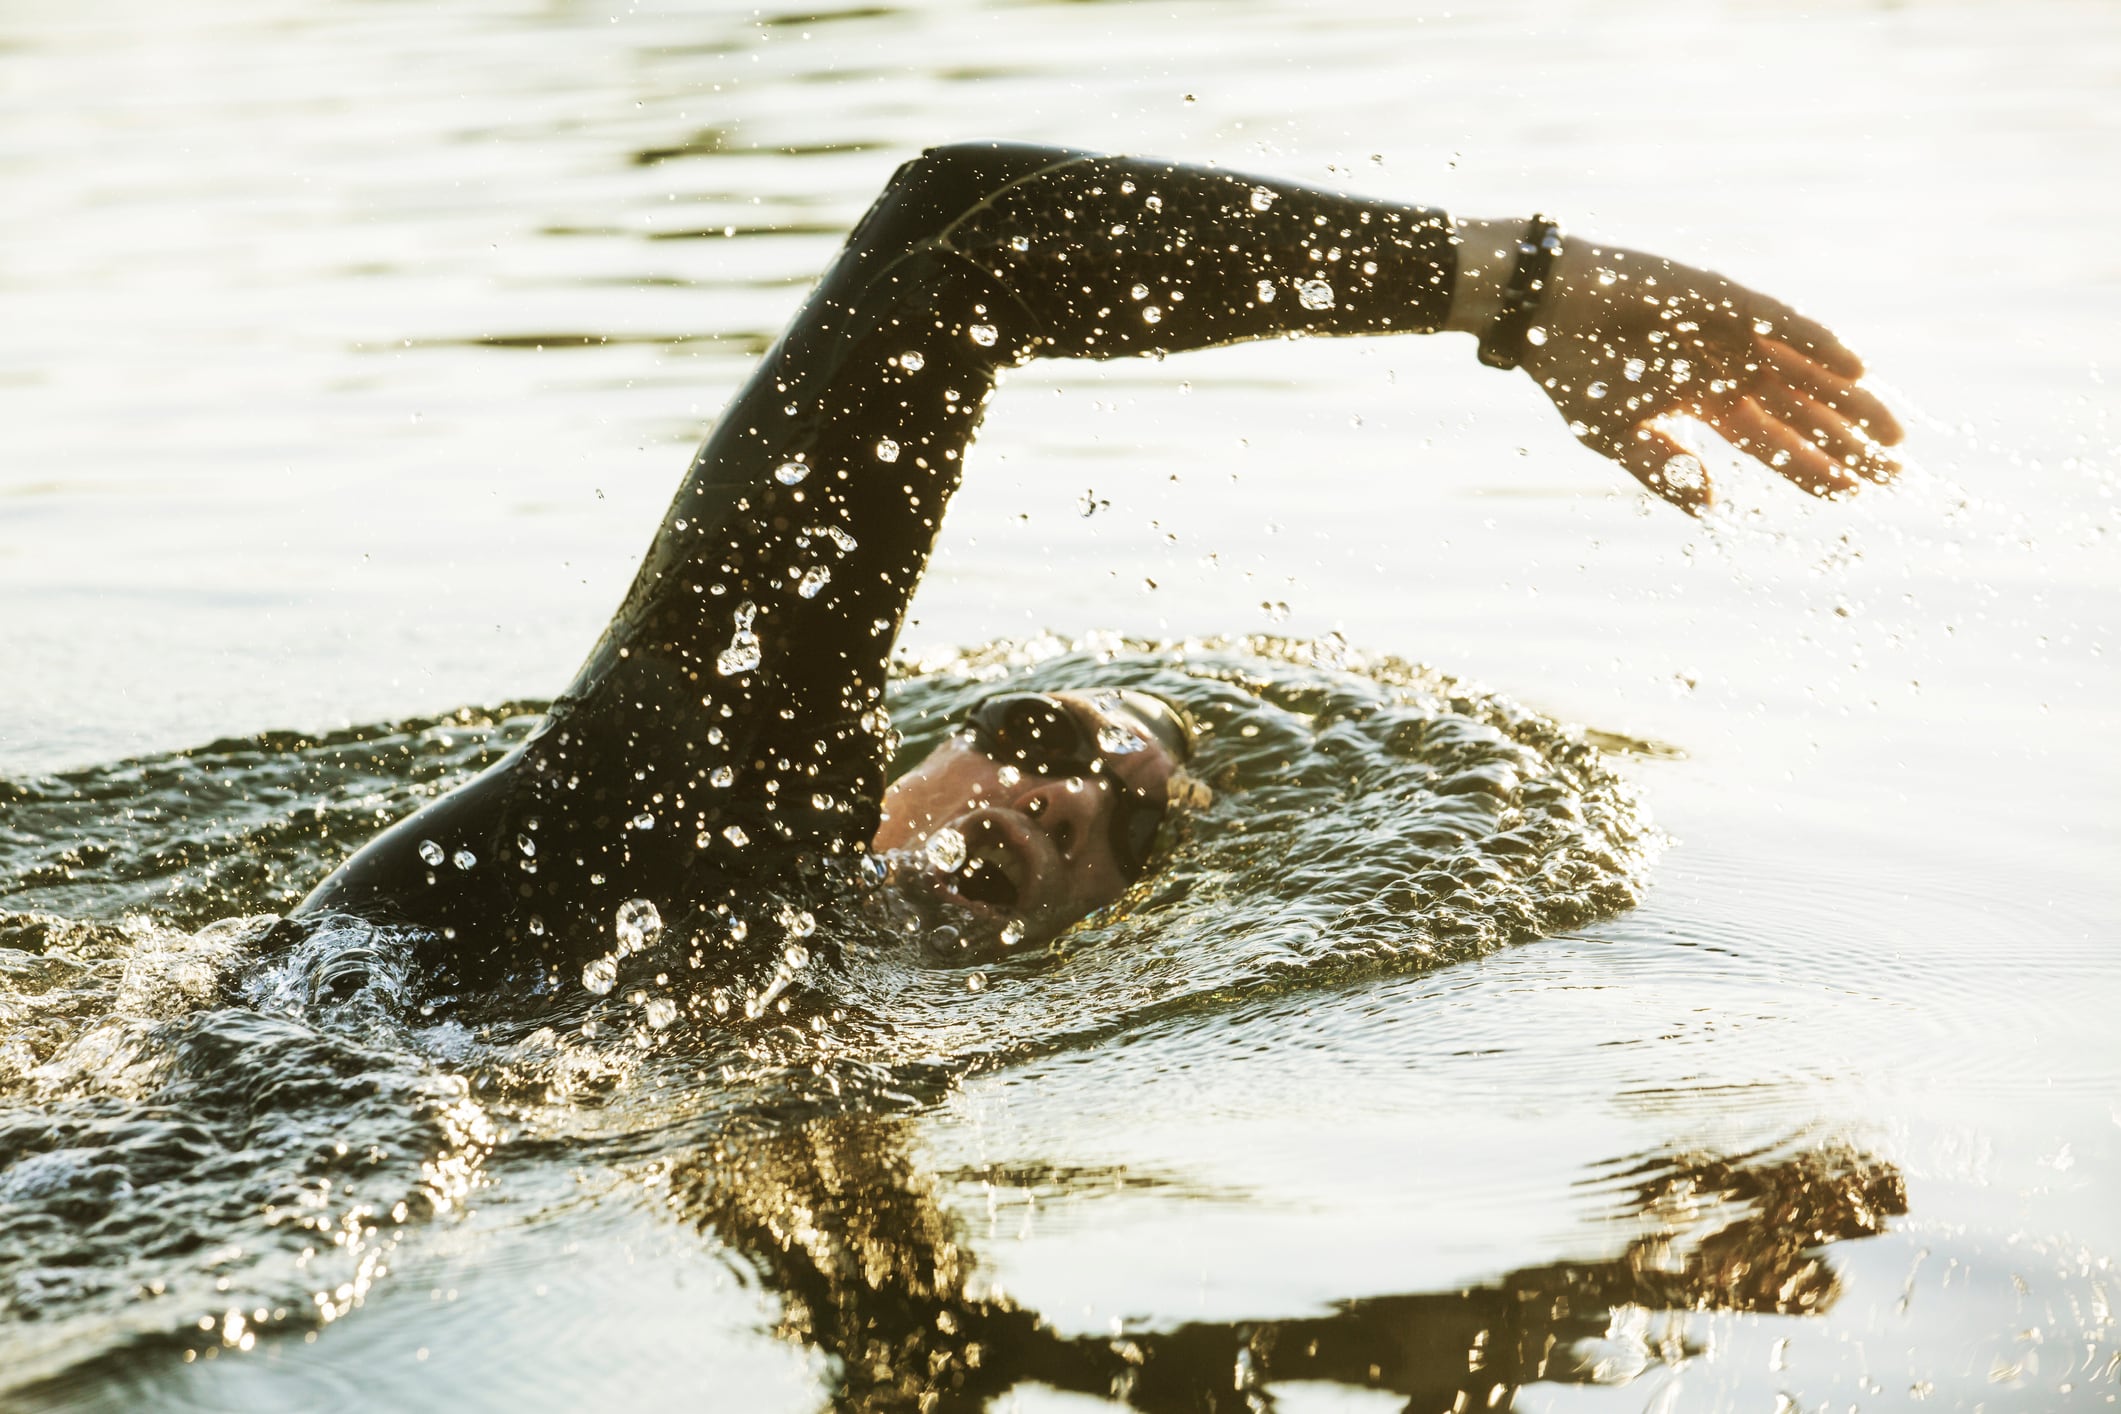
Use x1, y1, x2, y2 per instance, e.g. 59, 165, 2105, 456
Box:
1523, 243, 1903, 512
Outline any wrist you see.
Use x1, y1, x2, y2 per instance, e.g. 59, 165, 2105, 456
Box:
1443, 216, 1522, 337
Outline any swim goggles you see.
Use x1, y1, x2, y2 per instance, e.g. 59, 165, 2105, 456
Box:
956, 692, 1172, 880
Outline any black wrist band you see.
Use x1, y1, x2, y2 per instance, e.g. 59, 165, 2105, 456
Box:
1476, 216, 1564, 371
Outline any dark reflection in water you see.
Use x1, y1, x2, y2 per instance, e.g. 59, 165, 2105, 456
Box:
666, 1117, 1905, 1412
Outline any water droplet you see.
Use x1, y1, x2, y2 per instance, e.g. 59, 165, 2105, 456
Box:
1262, 599, 1290, 622
723, 824, 750, 848
968, 324, 998, 347
581, 956, 618, 996
527, 915, 545, 936
1297, 279, 1335, 310
775, 460, 809, 485
1142, 306, 1163, 325
1598, 268, 1619, 287
1623, 357, 1647, 381
516, 833, 536, 857
965, 971, 987, 993
1096, 723, 1145, 754
632, 811, 655, 830
643, 996, 677, 1030
1525, 325, 1548, 346
616, 898, 663, 954
452, 849, 476, 871
1000, 919, 1026, 946
1248, 186, 1276, 212
996, 764, 1021, 788
1008, 234, 1030, 252
1658, 454, 1706, 491
1586, 381, 1608, 399
810, 791, 834, 811
899, 350, 925, 372
1753, 317, 1774, 335
782, 908, 816, 938
925, 826, 967, 873
717, 600, 762, 676
711, 765, 735, 788
417, 839, 444, 867
798, 566, 831, 598
874, 437, 900, 462
1254, 279, 1276, 304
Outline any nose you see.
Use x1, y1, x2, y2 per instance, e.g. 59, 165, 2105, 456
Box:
1016, 773, 1110, 859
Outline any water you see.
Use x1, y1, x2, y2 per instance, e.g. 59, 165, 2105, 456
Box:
3, 0, 2117, 1409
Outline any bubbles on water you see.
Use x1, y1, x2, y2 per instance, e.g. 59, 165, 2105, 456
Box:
516, 833, 536, 858
1255, 279, 1277, 304
417, 840, 444, 867
874, 437, 901, 463
1008, 234, 1030, 252
967, 324, 998, 347
642, 996, 677, 1030
615, 899, 663, 955
1130, 283, 1150, 301
925, 826, 968, 873
1142, 306, 1164, 325
581, 956, 618, 996
632, 811, 655, 831
965, 971, 987, 992
1587, 381, 1608, 399
1096, 723, 1145, 754
717, 600, 762, 676
999, 919, 1026, 947
899, 351, 925, 372
819, 524, 857, 553
779, 907, 817, 939
798, 566, 831, 598
711, 765, 735, 788
722, 824, 750, 848
1248, 186, 1277, 212
451, 849, 476, 871
784, 944, 811, 969
774, 460, 809, 486
996, 764, 1021, 788
1297, 279, 1335, 311
1624, 357, 1647, 381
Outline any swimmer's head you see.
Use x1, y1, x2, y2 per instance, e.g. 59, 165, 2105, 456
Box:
872, 689, 1203, 951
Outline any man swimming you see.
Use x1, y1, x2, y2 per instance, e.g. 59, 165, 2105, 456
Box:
295, 142, 1901, 996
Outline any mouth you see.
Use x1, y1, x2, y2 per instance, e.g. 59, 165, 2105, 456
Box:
926, 810, 1030, 917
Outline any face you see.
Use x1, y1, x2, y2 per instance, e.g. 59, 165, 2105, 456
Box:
872, 691, 1181, 948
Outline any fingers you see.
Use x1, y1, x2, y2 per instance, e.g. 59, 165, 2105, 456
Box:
1756, 340, 1904, 445
1587, 422, 1714, 515
1715, 398, 1862, 498
1742, 382, 1900, 484
1742, 293, 1864, 380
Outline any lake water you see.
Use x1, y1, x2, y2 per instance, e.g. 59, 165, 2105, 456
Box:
3, 0, 2117, 1409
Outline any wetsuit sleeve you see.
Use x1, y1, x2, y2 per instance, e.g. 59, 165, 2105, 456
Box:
567, 144, 1457, 867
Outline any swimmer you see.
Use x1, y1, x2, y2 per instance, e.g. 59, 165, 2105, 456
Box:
296, 142, 1901, 994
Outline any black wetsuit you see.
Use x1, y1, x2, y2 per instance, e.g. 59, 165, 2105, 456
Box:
296, 142, 1457, 995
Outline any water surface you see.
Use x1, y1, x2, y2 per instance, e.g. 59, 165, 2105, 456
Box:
3, 0, 2117, 1408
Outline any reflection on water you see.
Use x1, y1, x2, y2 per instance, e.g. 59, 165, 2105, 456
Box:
664, 1117, 1904, 1411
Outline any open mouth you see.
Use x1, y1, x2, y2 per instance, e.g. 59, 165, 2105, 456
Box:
927, 811, 1030, 916
955, 851, 1019, 910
